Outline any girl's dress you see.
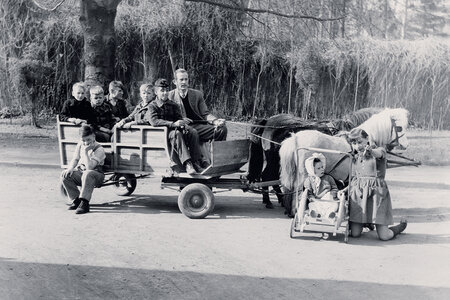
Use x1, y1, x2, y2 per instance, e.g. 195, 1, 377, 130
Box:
349, 147, 393, 225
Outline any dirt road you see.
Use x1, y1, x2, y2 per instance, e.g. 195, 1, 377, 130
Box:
0, 165, 449, 299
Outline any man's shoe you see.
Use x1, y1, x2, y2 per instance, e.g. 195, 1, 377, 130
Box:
185, 161, 196, 175
199, 160, 210, 169
193, 161, 205, 173
68, 198, 81, 210
75, 199, 90, 214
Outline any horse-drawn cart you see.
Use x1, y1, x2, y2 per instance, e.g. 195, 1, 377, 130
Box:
57, 118, 275, 218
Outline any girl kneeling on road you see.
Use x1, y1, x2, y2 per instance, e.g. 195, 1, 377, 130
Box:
347, 128, 407, 240
61, 124, 106, 214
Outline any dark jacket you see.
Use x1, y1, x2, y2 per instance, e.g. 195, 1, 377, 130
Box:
148, 98, 183, 128
92, 101, 115, 129
168, 88, 210, 121
105, 95, 129, 120
60, 97, 96, 124
122, 101, 152, 125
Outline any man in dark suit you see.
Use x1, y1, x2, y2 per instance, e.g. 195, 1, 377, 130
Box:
168, 68, 227, 144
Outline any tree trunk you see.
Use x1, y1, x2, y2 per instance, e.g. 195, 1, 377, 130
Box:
79, 0, 121, 87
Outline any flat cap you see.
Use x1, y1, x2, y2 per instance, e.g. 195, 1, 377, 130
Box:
154, 78, 169, 88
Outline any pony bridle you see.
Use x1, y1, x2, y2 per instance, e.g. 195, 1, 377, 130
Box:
388, 118, 405, 151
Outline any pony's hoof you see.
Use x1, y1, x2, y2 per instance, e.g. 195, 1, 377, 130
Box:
265, 202, 274, 209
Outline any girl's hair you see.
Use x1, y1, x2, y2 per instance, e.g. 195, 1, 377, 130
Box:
313, 158, 322, 165
347, 127, 368, 142
72, 82, 85, 92
79, 124, 95, 137
139, 83, 153, 92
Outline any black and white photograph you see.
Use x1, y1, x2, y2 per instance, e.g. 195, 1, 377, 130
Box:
0, 0, 449, 299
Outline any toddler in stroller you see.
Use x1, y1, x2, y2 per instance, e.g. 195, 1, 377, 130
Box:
291, 152, 349, 241
301, 153, 341, 219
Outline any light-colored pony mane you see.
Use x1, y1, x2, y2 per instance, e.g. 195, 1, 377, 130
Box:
358, 108, 409, 147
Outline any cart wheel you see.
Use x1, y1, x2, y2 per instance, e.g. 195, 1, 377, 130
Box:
178, 183, 215, 219
290, 214, 298, 238
113, 173, 137, 196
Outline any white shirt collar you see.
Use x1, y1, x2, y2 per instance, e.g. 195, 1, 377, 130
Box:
179, 89, 188, 99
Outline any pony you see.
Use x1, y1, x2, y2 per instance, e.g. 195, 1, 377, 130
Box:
247, 114, 331, 210
279, 108, 409, 216
247, 108, 383, 212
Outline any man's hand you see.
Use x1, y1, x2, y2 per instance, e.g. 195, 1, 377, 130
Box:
84, 143, 95, 152
70, 118, 83, 125
122, 122, 133, 129
173, 120, 188, 128
100, 127, 112, 134
115, 120, 125, 128
212, 118, 226, 127
182, 117, 193, 125
62, 168, 74, 178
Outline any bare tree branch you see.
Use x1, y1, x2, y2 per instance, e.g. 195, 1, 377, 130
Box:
31, 0, 66, 11
185, 0, 345, 21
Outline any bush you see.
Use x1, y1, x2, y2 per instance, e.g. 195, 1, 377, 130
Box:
0, 106, 22, 118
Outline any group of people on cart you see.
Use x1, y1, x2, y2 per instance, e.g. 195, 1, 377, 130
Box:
59, 68, 408, 242
60, 69, 227, 214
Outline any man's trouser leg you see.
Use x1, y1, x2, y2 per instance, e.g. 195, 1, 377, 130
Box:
169, 130, 191, 165
183, 126, 202, 162
191, 123, 227, 142
79, 170, 104, 201
61, 170, 83, 201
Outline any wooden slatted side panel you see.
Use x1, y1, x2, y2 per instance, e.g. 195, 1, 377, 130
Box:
58, 118, 79, 168
202, 139, 249, 176
114, 126, 170, 174
57, 116, 113, 170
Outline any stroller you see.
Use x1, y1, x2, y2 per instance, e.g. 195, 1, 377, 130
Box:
290, 148, 352, 243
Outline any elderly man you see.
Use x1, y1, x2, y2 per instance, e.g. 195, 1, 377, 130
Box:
149, 78, 207, 175
168, 69, 227, 146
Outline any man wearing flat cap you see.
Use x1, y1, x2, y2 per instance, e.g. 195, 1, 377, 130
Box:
148, 78, 207, 175
168, 69, 227, 145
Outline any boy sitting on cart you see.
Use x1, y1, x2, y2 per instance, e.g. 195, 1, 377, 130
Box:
300, 153, 343, 219
148, 78, 208, 175
60, 124, 106, 214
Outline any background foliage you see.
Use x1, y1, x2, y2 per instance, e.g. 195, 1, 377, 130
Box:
0, 0, 449, 128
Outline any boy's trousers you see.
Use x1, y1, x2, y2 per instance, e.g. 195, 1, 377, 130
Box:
61, 169, 105, 201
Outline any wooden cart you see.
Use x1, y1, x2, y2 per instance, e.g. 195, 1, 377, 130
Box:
57, 117, 271, 218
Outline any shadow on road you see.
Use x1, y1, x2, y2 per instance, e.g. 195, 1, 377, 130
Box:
393, 207, 450, 223
0, 259, 447, 300
90, 194, 289, 219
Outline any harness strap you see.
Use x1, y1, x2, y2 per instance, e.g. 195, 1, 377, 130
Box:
248, 132, 281, 146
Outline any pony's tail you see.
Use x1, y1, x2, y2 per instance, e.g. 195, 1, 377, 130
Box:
247, 119, 267, 182
279, 133, 298, 190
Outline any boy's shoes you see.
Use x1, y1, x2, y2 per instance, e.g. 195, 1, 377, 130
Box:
185, 161, 196, 175
75, 199, 90, 214
193, 161, 205, 173
68, 198, 81, 210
